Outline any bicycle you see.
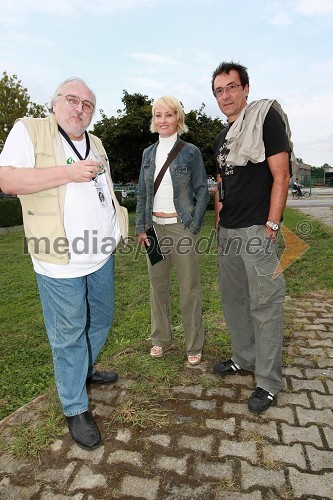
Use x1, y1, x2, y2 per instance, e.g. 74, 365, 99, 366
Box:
291, 189, 310, 200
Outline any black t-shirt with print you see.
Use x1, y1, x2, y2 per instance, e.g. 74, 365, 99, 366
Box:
213, 107, 290, 228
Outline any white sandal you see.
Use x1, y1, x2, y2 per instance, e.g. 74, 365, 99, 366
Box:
150, 345, 165, 358
187, 353, 202, 366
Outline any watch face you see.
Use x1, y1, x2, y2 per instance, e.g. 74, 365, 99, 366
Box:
272, 223, 279, 231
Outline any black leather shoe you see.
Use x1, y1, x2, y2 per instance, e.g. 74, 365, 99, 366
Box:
65, 411, 101, 450
86, 370, 118, 385
213, 358, 248, 376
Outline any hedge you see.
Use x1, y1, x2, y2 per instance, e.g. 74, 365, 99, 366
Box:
0, 192, 214, 227
0, 197, 23, 227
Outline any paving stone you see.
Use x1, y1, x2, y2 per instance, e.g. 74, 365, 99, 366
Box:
190, 399, 216, 411
164, 483, 213, 499
205, 417, 236, 435
318, 358, 333, 368
317, 331, 333, 340
92, 402, 111, 417
323, 426, 333, 448
40, 489, 84, 499
262, 443, 306, 468
107, 449, 143, 466
147, 434, 171, 448
222, 402, 249, 416
313, 318, 333, 326
305, 445, 333, 471
115, 428, 131, 443
296, 407, 333, 427
277, 391, 310, 407
216, 493, 262, 500
156, 454, 188, 475
0, 453, 29, 474
68, 465, 106, 491
36, 462, 76, 487
50, 440, 63, 452
313, 302, 333, 308
291, 378, 326, 392
281, 422, 323, 446
291, 357, 314, 367
194, 459, 233, 480
218, 439, 257, 462
241, 461, 285, 490
224, 374, 254, 386
299, 346, 326, 356
263, 405, 295, 424
293, 316, 310, 323
288, 467, 333, 498
206, 387, 237, 398
121, 475, 160, 500
305, 367, 333, 380
172, 385, 203, 397
283, 367, 304, 377
67, 446, 104, 464
291, 330, 316, 339
303, 324, 327, 331
241, 420, 279, 442
178, 434, 214, 453
0, 477, 39, 499
311, 393, 333, 409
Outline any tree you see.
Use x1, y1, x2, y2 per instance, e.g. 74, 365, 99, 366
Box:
0, 72, 47, 144
183, 104, 225, 178
93, 91, 154, 182
93, 92, 225, 183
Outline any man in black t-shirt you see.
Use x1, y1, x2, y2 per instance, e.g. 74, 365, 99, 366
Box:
211, 61, 291, 413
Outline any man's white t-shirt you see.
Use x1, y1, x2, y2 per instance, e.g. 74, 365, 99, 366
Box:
0, 121, 120, 278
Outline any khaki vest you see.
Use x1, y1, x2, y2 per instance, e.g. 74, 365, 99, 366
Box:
19, 115, 128, 264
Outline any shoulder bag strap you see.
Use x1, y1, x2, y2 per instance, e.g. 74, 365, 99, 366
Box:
153, 140, 185, 195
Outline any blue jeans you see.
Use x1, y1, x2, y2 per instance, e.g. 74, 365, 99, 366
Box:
36, 256, 115, 416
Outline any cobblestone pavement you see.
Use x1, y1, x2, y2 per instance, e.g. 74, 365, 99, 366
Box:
1, 207, 332, 500
1, 293, 333, 499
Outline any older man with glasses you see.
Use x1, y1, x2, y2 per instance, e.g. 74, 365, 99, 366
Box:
211, 61, 294, 413
0, 77, 128, 450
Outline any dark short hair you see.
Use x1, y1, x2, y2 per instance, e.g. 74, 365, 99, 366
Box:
211, 61, 249, 92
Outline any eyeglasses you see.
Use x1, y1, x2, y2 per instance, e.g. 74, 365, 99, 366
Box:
58, 94, 95, 114
213, 83, 242, 98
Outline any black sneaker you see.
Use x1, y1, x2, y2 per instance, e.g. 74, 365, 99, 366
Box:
213, 358, 246, 376
248, 387, 274, 413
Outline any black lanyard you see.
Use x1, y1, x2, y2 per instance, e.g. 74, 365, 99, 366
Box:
58, 126, 90, 160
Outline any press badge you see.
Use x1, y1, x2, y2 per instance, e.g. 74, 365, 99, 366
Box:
95, 180, 108, 207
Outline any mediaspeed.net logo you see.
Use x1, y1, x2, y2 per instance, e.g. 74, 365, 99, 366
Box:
274, 221, 311, 278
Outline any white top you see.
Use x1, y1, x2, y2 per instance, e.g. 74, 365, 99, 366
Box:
153, 132, 177, 213
0, 121, 120, 278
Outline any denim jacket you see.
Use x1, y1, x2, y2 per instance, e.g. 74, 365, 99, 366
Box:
135, 137, 210, 235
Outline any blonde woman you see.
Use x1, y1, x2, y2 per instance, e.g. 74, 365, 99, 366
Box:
136, 96, 209, 365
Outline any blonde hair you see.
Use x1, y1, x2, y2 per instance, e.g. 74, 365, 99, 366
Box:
150, 96, 188, 135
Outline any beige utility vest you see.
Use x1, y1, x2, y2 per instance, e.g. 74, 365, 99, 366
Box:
18, 114, 128, 264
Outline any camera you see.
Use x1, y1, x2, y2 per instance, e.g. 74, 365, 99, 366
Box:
218, 180, 224, 201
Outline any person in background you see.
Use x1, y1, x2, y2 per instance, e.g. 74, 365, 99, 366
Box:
211, 61, 293, 413
293, 177, 303, 196
135, 96, 209, 366
0, 77, 128, 450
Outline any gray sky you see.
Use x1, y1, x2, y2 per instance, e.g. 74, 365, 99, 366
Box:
1, 0, 332, 166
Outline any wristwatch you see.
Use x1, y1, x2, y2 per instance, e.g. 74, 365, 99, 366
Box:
266, 221, 280, 231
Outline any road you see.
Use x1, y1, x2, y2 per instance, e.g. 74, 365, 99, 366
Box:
287, 197, 333, 208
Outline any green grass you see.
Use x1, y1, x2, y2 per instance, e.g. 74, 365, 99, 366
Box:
0, 208, 332, 426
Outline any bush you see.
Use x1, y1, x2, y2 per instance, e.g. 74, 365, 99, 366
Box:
0, 197, 23, 227
120, 196, 137, 212
208, 192, 215, 210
